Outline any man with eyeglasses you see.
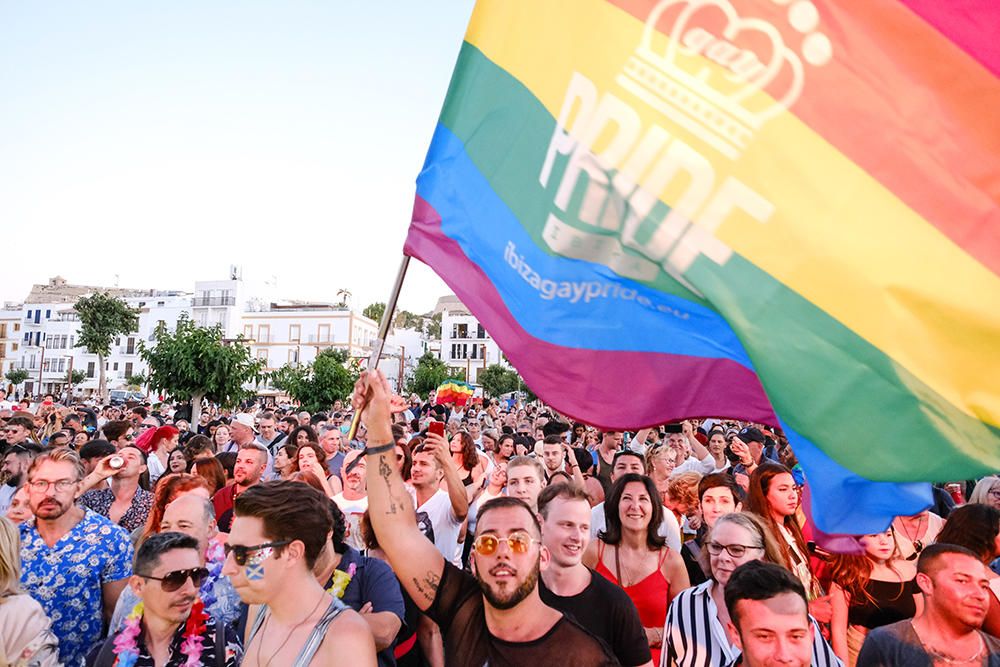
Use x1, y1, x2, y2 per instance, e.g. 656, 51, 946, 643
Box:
223, 480, 376, 665
4, 414, 38, 450
88, 531, 243, 666
19, 448, 133, 666
358, 369, 619, 666
109, 494, 242, 634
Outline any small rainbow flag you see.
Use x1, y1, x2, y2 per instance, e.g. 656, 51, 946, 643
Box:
435, 379, 475, 407
405, 0, 1000, 533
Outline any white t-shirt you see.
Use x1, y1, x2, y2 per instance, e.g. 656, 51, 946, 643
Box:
0, 484, 16, 515
332, 493, 369, 551
590, 501, 681, 552
415, 489, 464, 566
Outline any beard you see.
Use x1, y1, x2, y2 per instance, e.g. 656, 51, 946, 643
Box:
475, 556, 540, 611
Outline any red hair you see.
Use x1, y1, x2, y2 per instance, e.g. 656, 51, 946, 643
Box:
148, 425, 179, 453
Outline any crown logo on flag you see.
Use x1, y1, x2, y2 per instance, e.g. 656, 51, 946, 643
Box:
616, 0, 832, 160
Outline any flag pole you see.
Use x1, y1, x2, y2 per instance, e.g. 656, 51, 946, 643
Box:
348, 254, 411, 442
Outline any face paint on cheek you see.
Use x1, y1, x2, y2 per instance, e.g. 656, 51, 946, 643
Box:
245, 546, 273, 581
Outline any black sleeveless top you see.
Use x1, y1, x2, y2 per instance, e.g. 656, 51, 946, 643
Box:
848, 577, 919, 629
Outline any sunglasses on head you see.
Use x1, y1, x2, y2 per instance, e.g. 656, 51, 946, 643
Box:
140, 567, 209, 592
224, 540, 291, 566
472, 531, 537, 557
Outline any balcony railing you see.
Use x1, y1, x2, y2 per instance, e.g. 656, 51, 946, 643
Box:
191, 296, 236, 307
307, 335, 334, 344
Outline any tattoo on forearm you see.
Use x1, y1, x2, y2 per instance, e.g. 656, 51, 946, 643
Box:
378, 456, 398, 515
411, 571, 441, 603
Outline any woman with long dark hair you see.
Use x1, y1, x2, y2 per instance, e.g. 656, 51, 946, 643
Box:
829, 528, 921, 665
936, 503, 1000, 636
746, 462, 818, 597
584, 473, 688, 665
448, 430, 487, 500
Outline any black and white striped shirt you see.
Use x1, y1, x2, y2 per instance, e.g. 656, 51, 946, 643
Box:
661, 580, 842, 667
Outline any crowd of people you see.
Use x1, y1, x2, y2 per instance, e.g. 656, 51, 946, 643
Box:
1, 378, 999, 666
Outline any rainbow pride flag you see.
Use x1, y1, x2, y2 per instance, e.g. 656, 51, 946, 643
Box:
405, 0, 1000, 533
435, 379, 475, 407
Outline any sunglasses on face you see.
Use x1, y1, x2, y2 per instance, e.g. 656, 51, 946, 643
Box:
472, 531, 537, 557
224, 540, 291, 566
140, 567, 209, 592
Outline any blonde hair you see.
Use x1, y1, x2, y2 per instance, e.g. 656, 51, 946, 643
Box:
666, 471, 703, 510
700, 511, 785, 579
0, 517, 21, 596
969, 477, 1000, 506
27, 447, 86, 482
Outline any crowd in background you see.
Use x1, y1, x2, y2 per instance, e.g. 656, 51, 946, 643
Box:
1, 380, 999, 666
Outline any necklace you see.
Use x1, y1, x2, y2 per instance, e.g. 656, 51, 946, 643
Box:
255, 593, 328, 667
913, 622, 986, 665
896, 514, 926, 560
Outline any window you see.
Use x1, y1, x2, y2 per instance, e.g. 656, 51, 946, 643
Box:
477, 324, 486, 339
126, 337, 135, 354
13, 323, 19, 332
46, 310, 51, 318
257, 325, 270, 343
288, 348, 299, 364
0, 324, 6, 338
257, 350, 268, 361
87, 362, 95, 378
26, 310, 31, 318
113, 362, 119, 371
243, 324, 254, 339
157, 301, 165, 307
11, 343, 17, 351
318, 324, 331, 343
125, 362, 133, 377
289, 324, 301, 342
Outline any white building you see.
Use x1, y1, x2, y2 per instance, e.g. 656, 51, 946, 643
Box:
241, 303, 378, 373
0, 307, 22, 381
435, 295, 506, 386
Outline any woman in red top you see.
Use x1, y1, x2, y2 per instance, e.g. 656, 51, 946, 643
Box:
584, 473, 689, 665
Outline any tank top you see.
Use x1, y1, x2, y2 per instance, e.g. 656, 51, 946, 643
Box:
847, 578, 918, 629
247, 597, 348, 666
595, 541, 671, 665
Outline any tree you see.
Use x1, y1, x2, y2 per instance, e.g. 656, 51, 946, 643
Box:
126, 373, 146, 391
336, 288, 353, 308
269, 348, 357, 413
139, 316, 264, 426
406, 351, 450, 398
363, 302, 386, 323
75, 292, 139, 403
5, 369, 28, 396
394, 310, 424, 330
478, 364, 519, 398
426, 312, 442, 339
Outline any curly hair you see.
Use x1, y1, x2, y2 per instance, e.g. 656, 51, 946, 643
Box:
292, 441, 328, 471
451, 431, 477, 471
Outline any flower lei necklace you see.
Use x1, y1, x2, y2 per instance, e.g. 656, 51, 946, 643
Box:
326, 562, 357, 599
113, 598, 209, 667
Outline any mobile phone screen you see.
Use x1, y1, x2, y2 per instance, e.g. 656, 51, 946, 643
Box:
428, 421, 445, 437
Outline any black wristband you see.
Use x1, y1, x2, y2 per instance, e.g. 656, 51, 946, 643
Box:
364, 442, 395, 456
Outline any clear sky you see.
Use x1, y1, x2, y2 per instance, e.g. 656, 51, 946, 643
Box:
0, 0, 476, 314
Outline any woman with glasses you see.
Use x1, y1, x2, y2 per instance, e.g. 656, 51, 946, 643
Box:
662, 512, 839, 667
828, 528, 921, 666
584, 473, 689, 666
935, 504, 1000, 636
968, 476, 1000, 510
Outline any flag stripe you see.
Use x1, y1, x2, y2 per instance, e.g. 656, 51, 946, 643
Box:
461, 7, 1000, 428
431, 45, 1000, 480
605, 0, 1000, 275
896, 0, 1000, 77
406, 195, 779, 428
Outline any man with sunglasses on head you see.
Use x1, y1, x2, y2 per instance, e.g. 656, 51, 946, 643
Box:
102, 419, 135, 450
20, 449, 134, 667
357, 369, 619, 666
224, 480, 376, 666
88, 531, 242, 666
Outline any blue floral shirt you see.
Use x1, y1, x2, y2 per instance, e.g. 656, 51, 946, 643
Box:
20, 509, 134, 667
